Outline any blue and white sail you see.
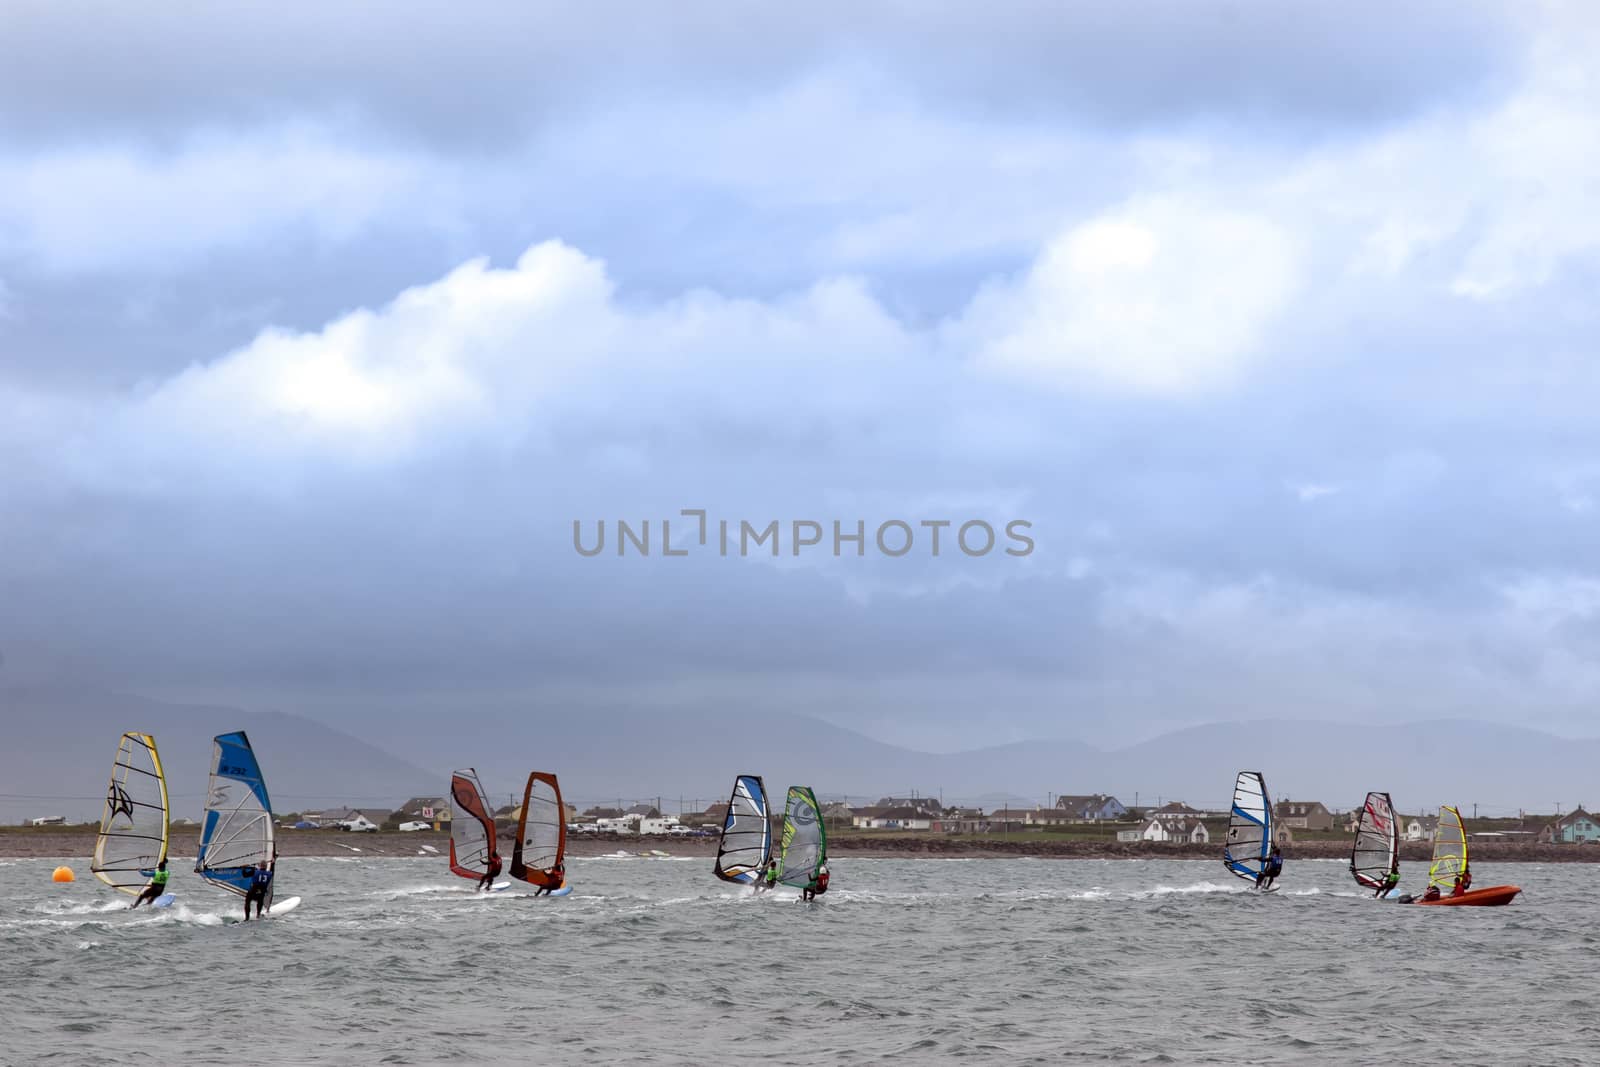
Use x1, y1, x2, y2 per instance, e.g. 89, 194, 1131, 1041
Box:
195, 731, 275, 897
1222, 770, 1272, 881
713, 774, 771, 885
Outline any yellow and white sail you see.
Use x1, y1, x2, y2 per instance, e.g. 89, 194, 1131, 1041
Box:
91, 733, 171, 895
1427, 804, 1468, 890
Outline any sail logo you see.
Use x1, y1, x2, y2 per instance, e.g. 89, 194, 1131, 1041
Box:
209, 784, 231, 808
106, 782, 134, 822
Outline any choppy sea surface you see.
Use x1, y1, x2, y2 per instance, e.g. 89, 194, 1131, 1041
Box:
2, 854, 1593, 1065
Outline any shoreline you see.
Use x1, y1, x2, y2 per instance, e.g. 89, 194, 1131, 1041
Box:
4, 826, 1597, 863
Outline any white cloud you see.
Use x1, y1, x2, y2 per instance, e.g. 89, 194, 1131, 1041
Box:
0, 123, 463, 274
958, 197, 1298, 392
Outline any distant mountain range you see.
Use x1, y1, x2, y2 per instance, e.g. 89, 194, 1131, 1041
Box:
2, 686, 1587, 822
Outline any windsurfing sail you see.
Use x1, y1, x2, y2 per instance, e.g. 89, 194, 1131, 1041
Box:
713, 774, 772, 885
91, 732, 170, 895
449, 769, 499, 881
509, 771, 565, 888
1222, 770, 1273, 881
1428, 805, 1468, 889
195, 731, 275, 898
777, 786, 825, 888
1350, 791, 1400, 890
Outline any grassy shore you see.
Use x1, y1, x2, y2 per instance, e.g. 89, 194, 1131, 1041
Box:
5, 824, 1597, 863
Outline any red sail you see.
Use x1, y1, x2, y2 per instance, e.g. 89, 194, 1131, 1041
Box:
448, 770, 499, 881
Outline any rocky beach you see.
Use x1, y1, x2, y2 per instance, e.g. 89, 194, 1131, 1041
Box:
5, 825, 1594, 864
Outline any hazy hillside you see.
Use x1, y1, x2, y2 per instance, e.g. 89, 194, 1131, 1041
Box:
0, 687, 440, 823
4, 686, 1588, 822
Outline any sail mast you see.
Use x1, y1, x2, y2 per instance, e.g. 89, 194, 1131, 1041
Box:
1428, 805, 1468, 889
195, 731, 275, 898
714, 775, 772, 885
448, 769, 499, 881
509, 771, 566, 888
778, 786, 825, 887
92, 732, 170, 895
1222, 771, 1273, 882
1350, 791, 1398, 890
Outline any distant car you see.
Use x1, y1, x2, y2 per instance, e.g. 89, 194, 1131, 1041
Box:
397, 821, 430, 832
340, 821, 379, 832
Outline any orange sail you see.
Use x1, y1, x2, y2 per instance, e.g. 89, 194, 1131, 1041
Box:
510, 771, 566, 889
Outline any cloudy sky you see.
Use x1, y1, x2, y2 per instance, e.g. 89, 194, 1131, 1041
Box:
3, 2, 1599, 752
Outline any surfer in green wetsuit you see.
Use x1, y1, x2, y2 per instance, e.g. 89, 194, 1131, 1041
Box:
1375, 868, 1401, 898
131, 858, 169, 909
755, 859, 778, 893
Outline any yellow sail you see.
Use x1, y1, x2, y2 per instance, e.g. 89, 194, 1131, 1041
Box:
1427, 805, 1468, 890
91, 733, 171, 895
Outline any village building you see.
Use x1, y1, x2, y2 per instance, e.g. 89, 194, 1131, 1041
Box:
1052, 794, 1128, 821
1546, 808, 1600, 844
1274, 800, 1334, 832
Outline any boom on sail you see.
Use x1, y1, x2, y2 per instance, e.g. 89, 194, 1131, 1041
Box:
449, 769, 500, 882
714, 775, 772, 885
1350, 791, 1400, 892
509, 771, 565, 889
1222, 770, 1273, 882
778, 786, 826, 888
92, 732, 170, 896
195, 731, 276, 898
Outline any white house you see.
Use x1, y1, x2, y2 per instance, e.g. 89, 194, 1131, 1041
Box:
29, 815, 66, 826
1404, 817, 1437, 843
1141, 817, 1210, 844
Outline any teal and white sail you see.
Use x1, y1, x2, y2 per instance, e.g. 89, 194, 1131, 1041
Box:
713, 774, 771, 885
1222, 770, 1272, 881
195, 731, 275, 898
777, 786, 825, 888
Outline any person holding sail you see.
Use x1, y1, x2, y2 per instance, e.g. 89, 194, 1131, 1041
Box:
241, 861, 274, 920
754, 858, 778, 894
130, 858, 170, 909
1376, 868, 1401, 898
1256, 844, 1284, 890
532, 860, 564, 897
802, 862, 830, 902
477, 852, 503, 892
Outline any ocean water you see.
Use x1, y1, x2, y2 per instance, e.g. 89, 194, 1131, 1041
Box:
2, 854, 1592, 1065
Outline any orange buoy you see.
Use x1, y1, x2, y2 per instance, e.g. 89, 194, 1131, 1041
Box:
52, 866, 75, 883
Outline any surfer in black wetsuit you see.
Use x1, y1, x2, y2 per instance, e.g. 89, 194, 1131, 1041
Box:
242, 863, 273, 920
1256, 844, 1283, 890
477, 854, 502, 892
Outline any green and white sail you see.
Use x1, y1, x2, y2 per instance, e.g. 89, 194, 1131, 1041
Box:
778, 786, 826, 887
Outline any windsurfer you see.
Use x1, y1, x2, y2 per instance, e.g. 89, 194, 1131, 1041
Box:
1256, 844, 1284, 890
131, 858, 169, 908
755, 859, 778, 893
477, 854, 502, 892
533, 861, 564, 897
1375, 869, 1401, 899
1452, 869, 1472, 897
802, 862, 830, 902
242, 863, 274, 920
